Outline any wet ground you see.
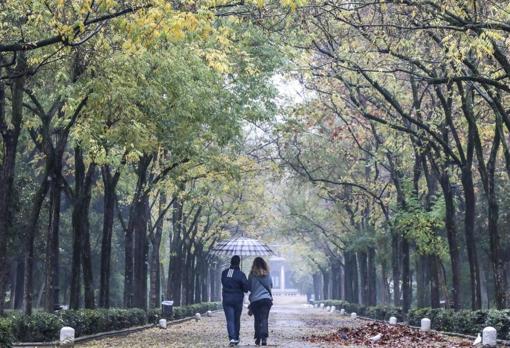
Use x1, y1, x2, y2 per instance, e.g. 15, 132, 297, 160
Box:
79, 298, 472, 347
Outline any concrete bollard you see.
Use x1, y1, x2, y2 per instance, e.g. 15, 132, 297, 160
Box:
207, 310, 213, 317
482, 326, 497, 347
159, 319, 167, 329
389, 316, 397, 325
60, 327, 75, 347
320, 303, 324, 308
340, 308, 345, 315
350, 312, 357, 319
420, 318, 431, 332
326, 306, 330, 311
314, 304, 318, 308
331, 306, 336, 312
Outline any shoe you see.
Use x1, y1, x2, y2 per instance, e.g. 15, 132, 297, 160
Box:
261, 338, 267, 346
229, 339, 236, 347
255, 338, 261, 345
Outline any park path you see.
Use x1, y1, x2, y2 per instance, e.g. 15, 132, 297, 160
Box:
79, 298, 471, 348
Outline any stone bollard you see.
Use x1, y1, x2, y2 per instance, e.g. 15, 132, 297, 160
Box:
159, 319, 167, 329
326, 306, 330, 311
60, 327, 75, 347
320, 303, 324, 309
207, 310, 213, 317
420, 318, 431, 332
350, 312, 357, 319
340, 308, 345, 315
482, 326, 497, 347
331, 306, 336, 312
389, 316, 397, 325
314, 304, 318, 308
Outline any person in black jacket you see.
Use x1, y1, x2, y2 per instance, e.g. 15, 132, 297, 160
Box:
221, 255, 249, 346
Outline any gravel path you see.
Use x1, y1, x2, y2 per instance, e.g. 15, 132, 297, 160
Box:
78, 302, 472, 347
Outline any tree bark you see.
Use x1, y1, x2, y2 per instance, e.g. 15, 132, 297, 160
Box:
44, 174, 61, 312
167, 195, 184, 305
358, 251, 368, 305
401, 238, 411, 313
367, 247, 377, 306
0, 54, 26, 314
460, 169, 482, 309
23, 170, 51, 315
125, 156, 151, 308
99, 166, 120, 308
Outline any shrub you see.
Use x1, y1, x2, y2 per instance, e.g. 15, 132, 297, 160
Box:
10, 312, 62, 342
4, 302, 221, 343
0, 318, 14, 348
486, 309, 510, 340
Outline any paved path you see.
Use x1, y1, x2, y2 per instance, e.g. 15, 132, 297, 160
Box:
79, 302, 471, 347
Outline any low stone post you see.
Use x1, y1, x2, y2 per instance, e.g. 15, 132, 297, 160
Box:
320, 303, 324, 308
350, 312, 357, 319
340, 308, 345, 315
330, 306, 336, 312
420, 318, 431, 332
60, 327, 75, 347
207, 310, 213, 317
482, 327, 497, 347
389, 316, 397, 325
159, 319, 167, 329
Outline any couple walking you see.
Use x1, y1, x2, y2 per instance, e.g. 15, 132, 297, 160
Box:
221, 255, 273, 346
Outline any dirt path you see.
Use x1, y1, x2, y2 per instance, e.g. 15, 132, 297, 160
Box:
79, 301, 472, 348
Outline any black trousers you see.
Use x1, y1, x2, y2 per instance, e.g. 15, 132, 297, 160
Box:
251, 299, 272, 339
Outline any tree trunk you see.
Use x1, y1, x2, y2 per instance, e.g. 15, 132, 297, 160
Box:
485, 132, 506, 308
358, 251, 368, 305
99, 166, 120, 308
461, 169, 482, 309
391, 233, 401, 306
313, 272, 321, 301
14, 256, 24, 309
70, 148, 96, 309
133, 194, 149, 310
167, 195, 184, 305
125, 156, 151, 308
367, 247, 377, 306
429, 255, 440, 308
44, 174, 61, 312
149, 193, 165, 308
321, 268, 330, 300
24, 171, 51, 315
401, 237, 411, 313
0, 55, 26, 314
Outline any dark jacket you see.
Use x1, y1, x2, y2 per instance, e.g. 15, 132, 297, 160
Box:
221, 266, 249, 305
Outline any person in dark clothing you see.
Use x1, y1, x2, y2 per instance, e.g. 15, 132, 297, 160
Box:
222, 255, 249, 346
248, 257, 273, 346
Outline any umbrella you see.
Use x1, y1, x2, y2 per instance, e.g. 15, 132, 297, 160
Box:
211, 236, 275, 256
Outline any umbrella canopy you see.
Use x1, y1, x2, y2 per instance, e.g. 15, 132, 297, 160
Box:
211, 236, 274, 256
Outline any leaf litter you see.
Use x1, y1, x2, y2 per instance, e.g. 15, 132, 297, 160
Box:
304, 321, 472, 347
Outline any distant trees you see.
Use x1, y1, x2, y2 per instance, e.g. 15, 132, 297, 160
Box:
277, 0, 510, 311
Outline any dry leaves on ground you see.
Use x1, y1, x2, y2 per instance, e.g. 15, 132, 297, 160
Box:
304, 321, 472, 348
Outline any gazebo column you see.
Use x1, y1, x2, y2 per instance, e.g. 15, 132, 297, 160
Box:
280, 264, 285, 291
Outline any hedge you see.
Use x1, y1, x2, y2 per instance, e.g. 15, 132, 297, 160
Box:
409, 308, 510, 339
313, 300, 510, 340
0, 302, 220, 346
312, 300, 404, 321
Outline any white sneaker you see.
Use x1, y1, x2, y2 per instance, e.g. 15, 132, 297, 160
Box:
229, 339, 237, 346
